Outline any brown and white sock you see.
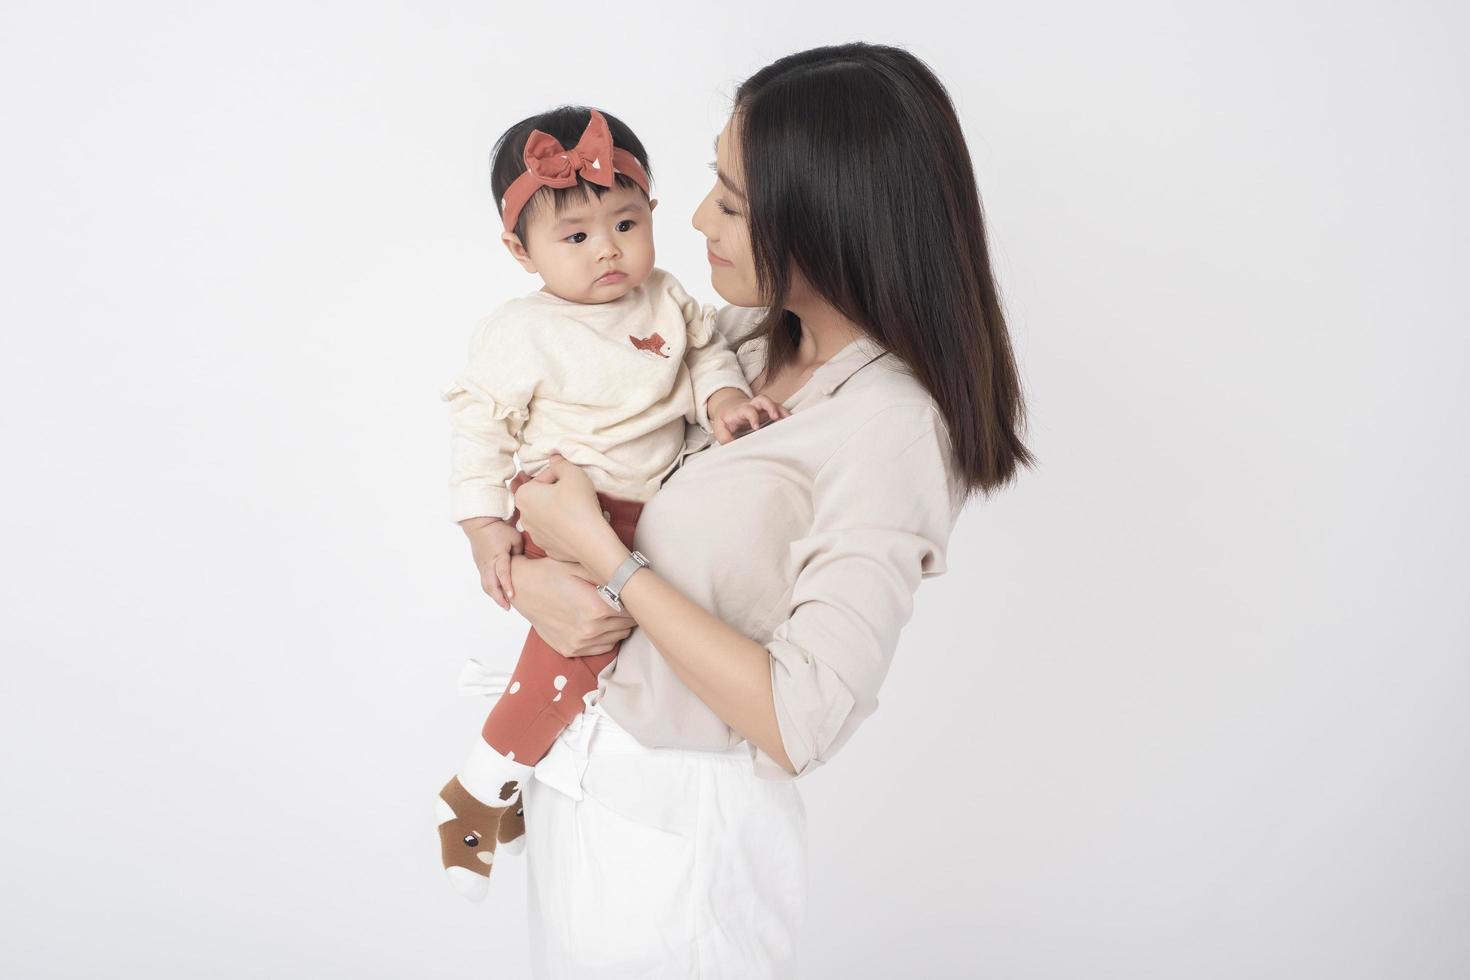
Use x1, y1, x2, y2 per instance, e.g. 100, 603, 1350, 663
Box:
436, 737, 534, 901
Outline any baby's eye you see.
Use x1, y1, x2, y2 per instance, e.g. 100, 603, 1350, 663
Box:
615, 219, 636, 232
565, 231, 587, 244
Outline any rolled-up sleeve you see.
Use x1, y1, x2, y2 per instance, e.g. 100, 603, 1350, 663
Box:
752, 402, 966, 780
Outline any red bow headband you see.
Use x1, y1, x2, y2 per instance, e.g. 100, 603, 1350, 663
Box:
498, 109, 652, 235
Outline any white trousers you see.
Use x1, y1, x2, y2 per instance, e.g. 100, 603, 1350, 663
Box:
525, 697, 808, 978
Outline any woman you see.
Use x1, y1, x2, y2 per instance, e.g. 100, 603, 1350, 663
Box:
505, 42, 1031, 977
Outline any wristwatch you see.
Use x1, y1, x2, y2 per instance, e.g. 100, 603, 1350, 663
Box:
595, 551, 649, 611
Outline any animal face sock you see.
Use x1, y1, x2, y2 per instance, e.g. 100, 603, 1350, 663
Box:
436, 736, 534, 901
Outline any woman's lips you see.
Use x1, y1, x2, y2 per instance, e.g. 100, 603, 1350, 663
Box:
597, 271, 628, 284
707, 248, 734, 268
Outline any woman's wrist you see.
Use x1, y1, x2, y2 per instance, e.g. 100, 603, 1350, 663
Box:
582, 528, 632, 585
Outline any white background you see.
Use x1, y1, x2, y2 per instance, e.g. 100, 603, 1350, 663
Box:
2, 2, 1466, 977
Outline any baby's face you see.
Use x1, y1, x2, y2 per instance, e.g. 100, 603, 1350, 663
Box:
507, 183, 657, 304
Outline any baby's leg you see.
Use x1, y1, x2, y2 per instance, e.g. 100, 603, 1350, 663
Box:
487, 490, 645, 760
479, 522, 624, 764
437, 500, 640, 900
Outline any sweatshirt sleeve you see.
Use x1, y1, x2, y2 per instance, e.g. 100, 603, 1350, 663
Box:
750, 402, 966, 780
680, 297, 753, 433
441, 314, 537, 523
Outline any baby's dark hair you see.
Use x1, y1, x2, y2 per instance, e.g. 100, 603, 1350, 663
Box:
491, 105, 653, 242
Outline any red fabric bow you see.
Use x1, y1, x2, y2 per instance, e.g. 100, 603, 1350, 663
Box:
522, 110, 616, 189
499, 109, 651, 234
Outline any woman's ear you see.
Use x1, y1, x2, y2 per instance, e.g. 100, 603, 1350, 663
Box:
500, 231, 537, 274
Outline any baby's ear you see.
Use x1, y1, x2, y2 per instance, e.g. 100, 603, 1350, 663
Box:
647, 197, 658, 213
500, 231, 537, 274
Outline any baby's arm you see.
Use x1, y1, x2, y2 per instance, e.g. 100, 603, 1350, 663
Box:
459, 516, 524, 610
443, 314, 536, 607
706, 387, 789, 443
683, 299, 787, 441
675, 293, 755, 434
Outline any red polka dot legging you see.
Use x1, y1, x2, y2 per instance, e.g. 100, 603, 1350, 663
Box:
479, 471, 644, 764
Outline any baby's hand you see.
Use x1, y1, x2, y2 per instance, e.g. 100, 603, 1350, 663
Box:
459, 517, 525, 611
708, 388, 790, 444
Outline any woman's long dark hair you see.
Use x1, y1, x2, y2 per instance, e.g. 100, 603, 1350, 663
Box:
734, 43, 1033, 495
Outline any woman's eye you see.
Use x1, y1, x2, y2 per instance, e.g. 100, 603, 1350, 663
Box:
616, 219, 635, 232
716, 199, 738, 217
565, 231, 587, 244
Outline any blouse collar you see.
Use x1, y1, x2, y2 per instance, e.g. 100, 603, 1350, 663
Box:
735, 330, 892, 401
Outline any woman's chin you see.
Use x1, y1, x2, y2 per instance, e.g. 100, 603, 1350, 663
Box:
708, 267, 760, 307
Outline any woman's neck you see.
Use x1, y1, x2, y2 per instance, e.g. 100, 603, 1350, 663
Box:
784, 293, 866, 368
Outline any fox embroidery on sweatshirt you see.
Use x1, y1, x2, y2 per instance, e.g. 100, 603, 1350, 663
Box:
629, 331, 670, 357
442, 267, 752, 522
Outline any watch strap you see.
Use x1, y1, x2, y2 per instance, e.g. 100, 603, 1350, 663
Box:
597, 551, 649, 609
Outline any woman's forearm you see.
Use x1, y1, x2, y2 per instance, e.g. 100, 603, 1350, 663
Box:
583, 536, 798, 775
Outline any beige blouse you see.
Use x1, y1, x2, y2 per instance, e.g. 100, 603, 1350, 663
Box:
594, 305, 969, 781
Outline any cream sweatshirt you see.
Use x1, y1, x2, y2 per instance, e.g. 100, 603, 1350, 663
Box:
442, 267, 752, 522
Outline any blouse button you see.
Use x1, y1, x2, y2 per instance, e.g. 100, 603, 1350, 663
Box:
601, 509, 612, 521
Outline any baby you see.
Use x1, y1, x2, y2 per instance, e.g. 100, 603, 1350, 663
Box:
435, 106, 783, 901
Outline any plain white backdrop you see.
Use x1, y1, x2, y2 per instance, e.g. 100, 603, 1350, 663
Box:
2, 2, 1466, 977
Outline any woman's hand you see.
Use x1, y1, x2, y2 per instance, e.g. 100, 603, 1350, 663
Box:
513, 454, 628, 578
505, 552, 636, 657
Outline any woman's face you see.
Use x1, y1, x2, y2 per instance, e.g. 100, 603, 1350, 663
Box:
692, 114, 761, 307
